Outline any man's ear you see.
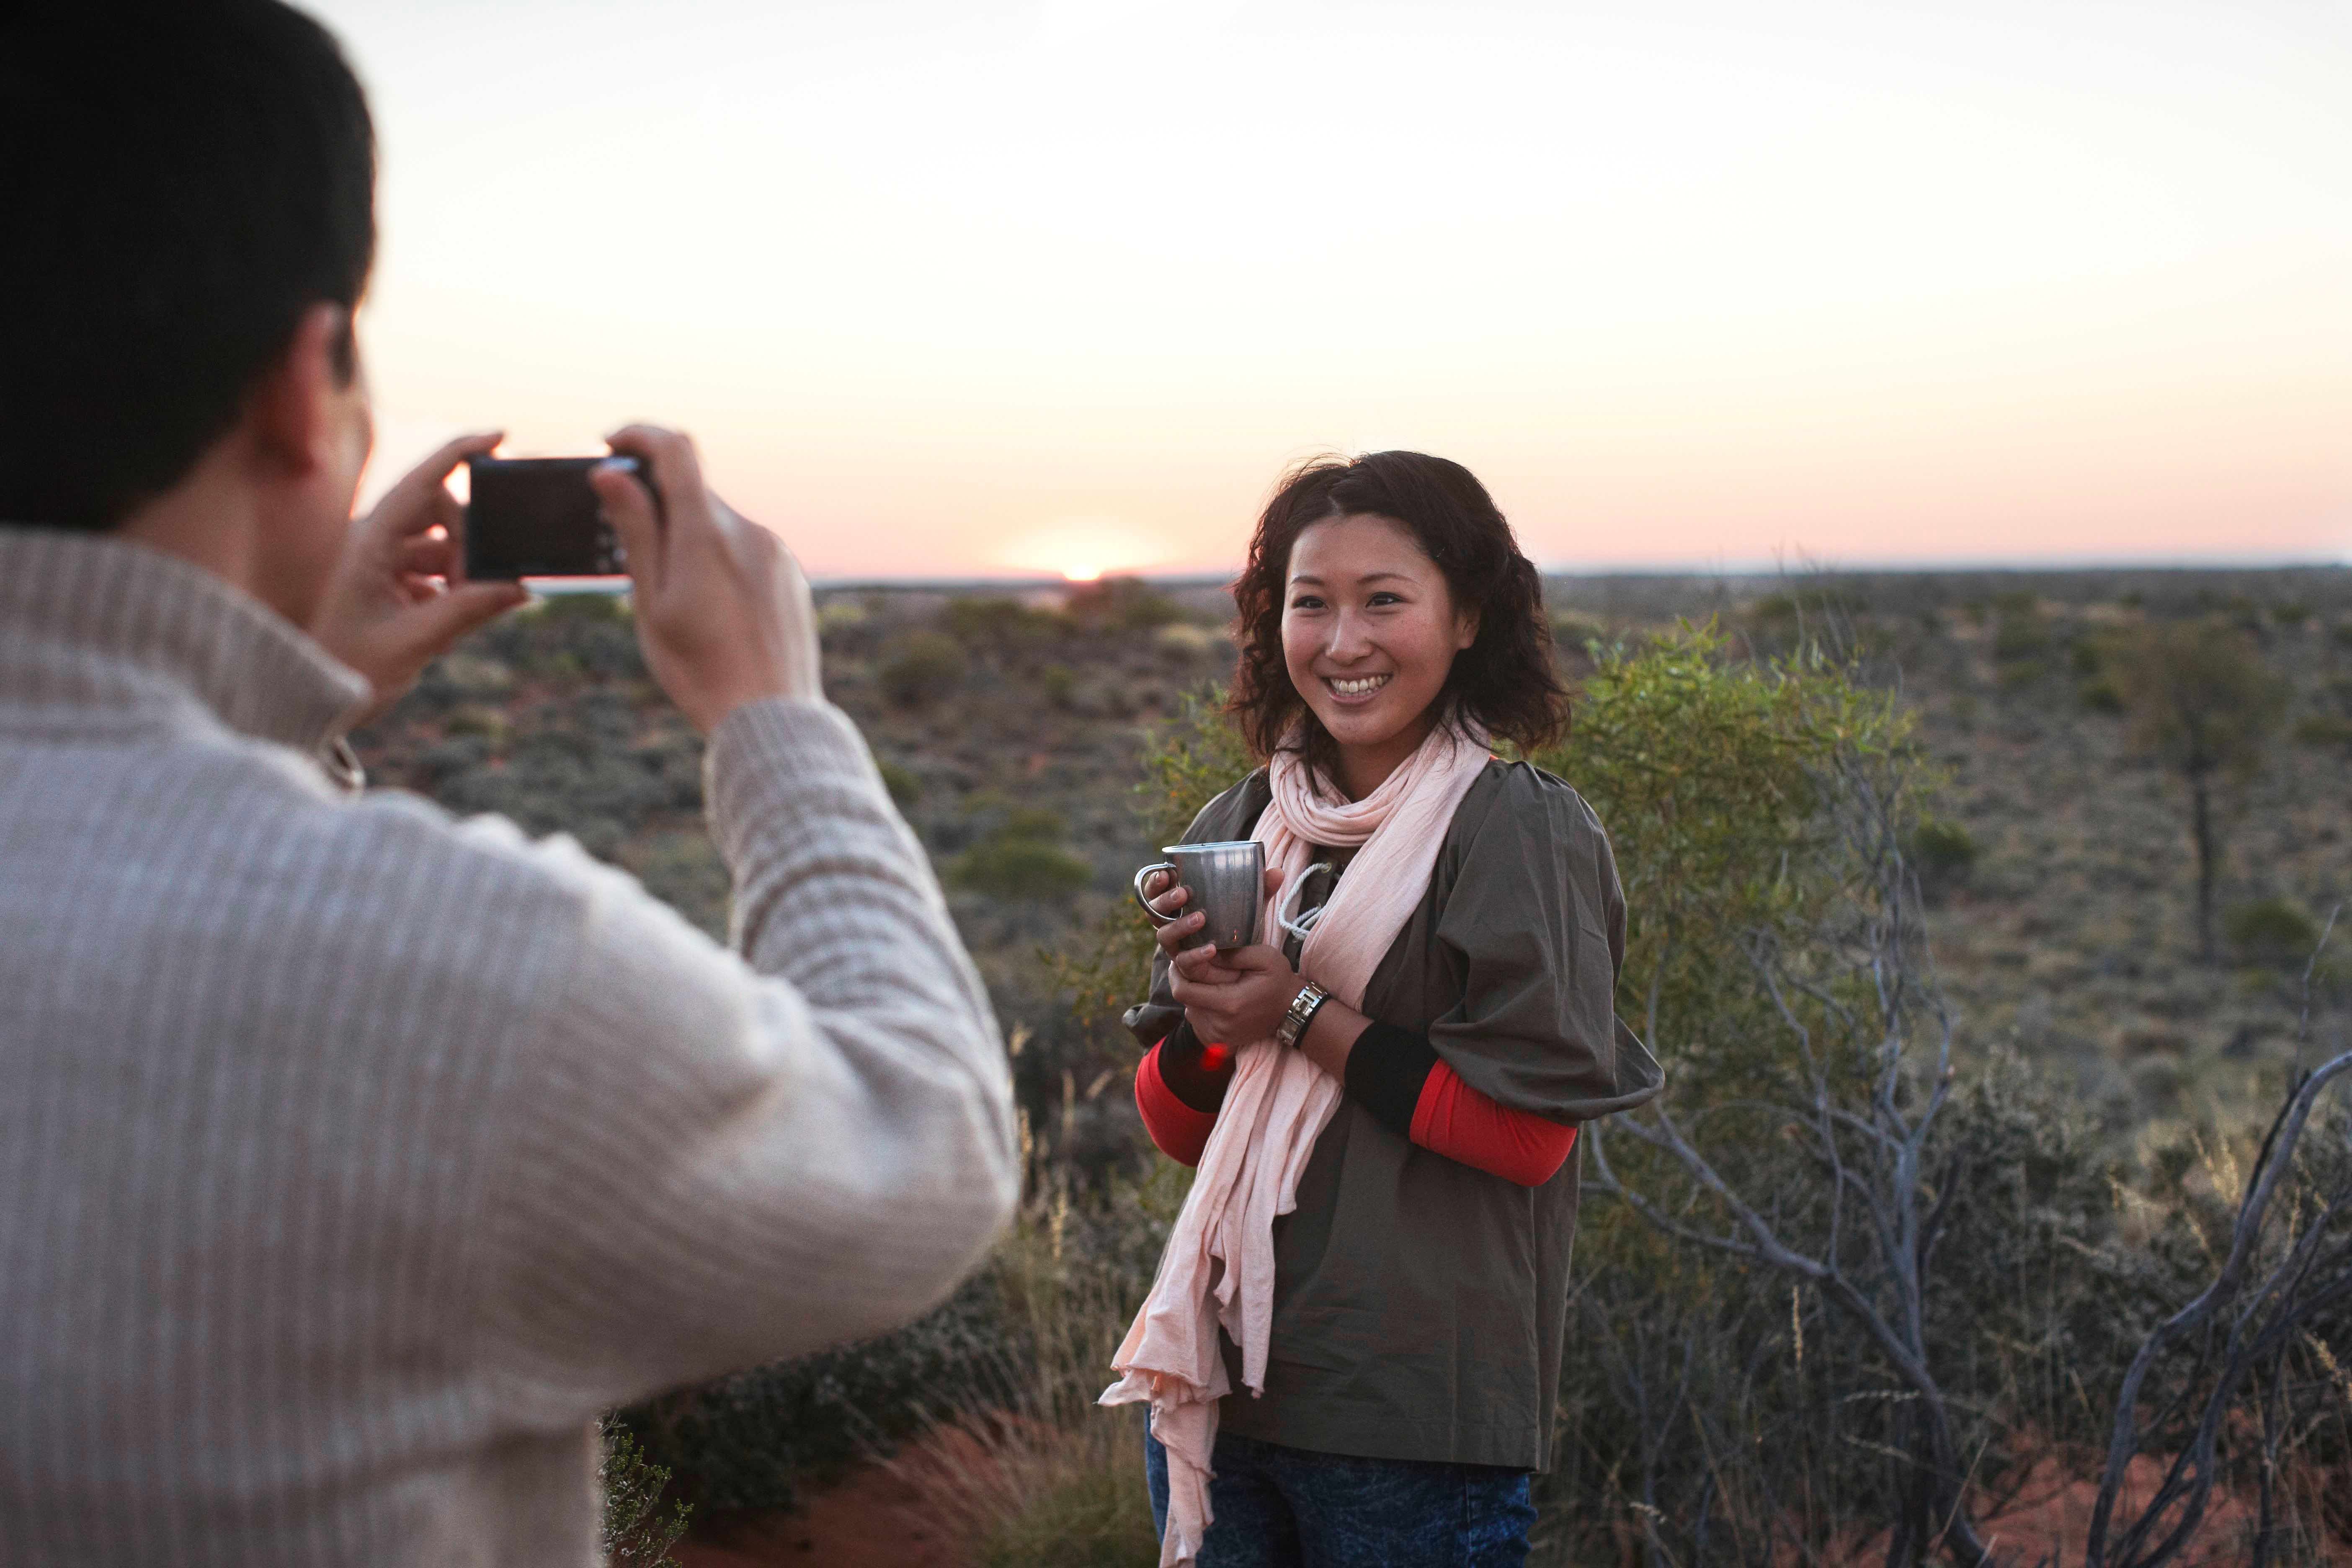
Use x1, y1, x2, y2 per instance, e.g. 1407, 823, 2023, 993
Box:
244, 302, 353, 480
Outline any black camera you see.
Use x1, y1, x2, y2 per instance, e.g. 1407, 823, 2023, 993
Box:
463, 455, 641, 581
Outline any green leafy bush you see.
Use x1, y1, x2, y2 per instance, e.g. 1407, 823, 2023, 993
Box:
2292, 713, 2352, 750
2225, 898, 2321, 970
954, 807, 1093, 901
2079, 675, 2126, 713
946, 596, 1066, 644
477, 593, 645, 680
1910, 816, 1978, 897
1064, 576, 1181, 633
957, 839, 1093, 900
1992, 610, 2051, 662
599, 1417, 691, 1565
878, 758, 923, 807
621, 1272, 1021, 1512
879, 631, 969, 708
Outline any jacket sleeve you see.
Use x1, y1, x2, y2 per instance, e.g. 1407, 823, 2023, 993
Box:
1422, 766, 1663, 1124
476, 698, 1019, 1417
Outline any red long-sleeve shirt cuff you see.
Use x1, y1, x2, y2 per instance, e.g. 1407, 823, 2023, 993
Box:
1135, 1042, 1221, 1167
1408, 1061, 1578, 1186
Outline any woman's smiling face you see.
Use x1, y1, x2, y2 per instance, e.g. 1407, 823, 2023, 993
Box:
1281, 511, 1478, 798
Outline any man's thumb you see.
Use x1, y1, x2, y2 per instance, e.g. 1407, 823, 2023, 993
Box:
592, 462, 662, 599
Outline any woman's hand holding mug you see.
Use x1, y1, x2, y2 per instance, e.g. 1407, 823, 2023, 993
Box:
1142, 863, 1297, 1046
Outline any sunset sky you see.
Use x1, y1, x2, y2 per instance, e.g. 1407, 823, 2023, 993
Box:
315, 0, 2351, 580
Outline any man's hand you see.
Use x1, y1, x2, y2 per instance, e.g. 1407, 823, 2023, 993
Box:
593, 425, 820, 734
310, 432, 528, 722
1171, 944, 1301, 1050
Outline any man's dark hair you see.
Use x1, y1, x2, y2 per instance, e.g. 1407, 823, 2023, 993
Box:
0, 2, 376, 531
1228, 451, 1570, 783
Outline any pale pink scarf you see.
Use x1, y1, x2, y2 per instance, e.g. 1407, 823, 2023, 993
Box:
1100, 721, 1492, 1567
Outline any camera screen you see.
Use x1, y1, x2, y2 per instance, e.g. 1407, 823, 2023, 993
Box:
464, 456, 628, 580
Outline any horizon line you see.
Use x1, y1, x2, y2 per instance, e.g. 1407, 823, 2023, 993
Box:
810, 555, 2352, 592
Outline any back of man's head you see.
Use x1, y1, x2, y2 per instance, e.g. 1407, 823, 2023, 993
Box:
0, 2, 376, 533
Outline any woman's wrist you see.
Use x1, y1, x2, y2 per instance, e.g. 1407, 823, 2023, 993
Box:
1296, 994, 1369, 1082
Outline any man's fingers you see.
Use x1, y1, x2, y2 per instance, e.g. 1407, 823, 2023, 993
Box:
592, 463, 664, 601
1263, 865, 1286, 899
372, 431, 502, 539
605, 425, 705, 532
398, 531, 456, 578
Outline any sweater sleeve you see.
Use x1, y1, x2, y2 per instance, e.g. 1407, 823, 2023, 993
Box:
477, 698, 1019, 1416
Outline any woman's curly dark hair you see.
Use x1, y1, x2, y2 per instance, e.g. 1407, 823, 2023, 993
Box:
1228, 451, 1567, 783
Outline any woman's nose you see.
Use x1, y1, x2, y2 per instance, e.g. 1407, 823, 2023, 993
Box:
1325, 610, 1374, 660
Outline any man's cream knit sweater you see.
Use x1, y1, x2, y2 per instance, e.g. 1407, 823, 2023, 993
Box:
0, 529, 1019, 1565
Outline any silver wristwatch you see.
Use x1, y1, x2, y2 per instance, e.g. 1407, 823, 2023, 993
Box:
1276, 981, 1331, 1050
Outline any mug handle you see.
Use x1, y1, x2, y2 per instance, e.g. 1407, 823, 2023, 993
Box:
1276, 861, 1334, 944
1132, 862, 1179, 926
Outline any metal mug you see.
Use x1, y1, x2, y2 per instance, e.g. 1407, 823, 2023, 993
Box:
1132, 840, 1265, 952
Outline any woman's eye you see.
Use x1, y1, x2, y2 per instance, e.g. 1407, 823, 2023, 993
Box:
1289, 594, 1325, 611
1367, 592, 1402, 607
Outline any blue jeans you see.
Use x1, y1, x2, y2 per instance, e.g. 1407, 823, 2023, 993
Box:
1146, 1430, 1534, 1568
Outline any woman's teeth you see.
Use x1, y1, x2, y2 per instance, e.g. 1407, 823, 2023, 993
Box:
1328, 674, 1391, 696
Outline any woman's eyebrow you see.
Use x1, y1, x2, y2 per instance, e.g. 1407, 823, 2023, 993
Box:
1286, 570, 1415, 586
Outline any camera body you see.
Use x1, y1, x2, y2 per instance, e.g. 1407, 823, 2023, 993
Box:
463, 455, 638, 581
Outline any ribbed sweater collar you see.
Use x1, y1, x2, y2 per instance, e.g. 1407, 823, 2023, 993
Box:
0, 525, 371, 752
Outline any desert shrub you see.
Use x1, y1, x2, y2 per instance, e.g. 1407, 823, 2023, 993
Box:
1153, 622, 1221, 663
2226, 898, 2322, 970
412, 651, 516, 712
878, 757, 923, 807
621, 830, 730, 939
946, 596, 1065, 645
1993, 609, 2052, 662
1064, 576, 1181, 633
441, 703, 509, 742
1911, 815, 1978, 897
957, 840, 1093, 901
1532, 622, 1915, 1091
599, 1417, 692, 1566
2292, 713, 2352, 750
478, 593, 645, 680
955, 808, 1093, 902
1045, 684, 1251, 1036
433, 710, 698, 859
1039, 663, 1078, 710
621, 1270, 1022, 1512
879, 631, 969, 708
2274, 600, 2311, 627
2334, 620, 2352, 649
1999, 657, 2048, 689
2080, 675, 2126, 713
969, 1424, 1158, 1568
902, 1162, 1188, 1568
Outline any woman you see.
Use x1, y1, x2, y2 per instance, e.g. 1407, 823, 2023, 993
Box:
1103, 452, 1663, 1568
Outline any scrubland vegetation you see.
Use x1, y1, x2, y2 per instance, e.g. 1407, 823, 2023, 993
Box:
351, 565, 2352, 1565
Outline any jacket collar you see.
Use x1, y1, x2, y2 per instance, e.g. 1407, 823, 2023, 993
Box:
0, 525, 371, 754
